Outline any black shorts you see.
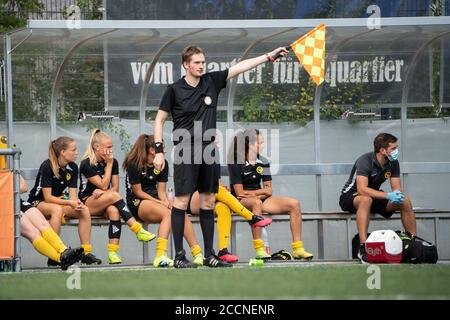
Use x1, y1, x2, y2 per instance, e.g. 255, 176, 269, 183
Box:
28, 199, 42, 208
173, 144, 220, 196
20, 200, 34, 213
80, 195, 90, 204
339, 192, 395, 218
126, 197, 142, 221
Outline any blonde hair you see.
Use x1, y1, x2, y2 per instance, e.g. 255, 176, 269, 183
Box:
82, 128, 111, 166
48, 136, 75, 179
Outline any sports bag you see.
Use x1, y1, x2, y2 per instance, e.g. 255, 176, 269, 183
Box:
396, 231, 438, 264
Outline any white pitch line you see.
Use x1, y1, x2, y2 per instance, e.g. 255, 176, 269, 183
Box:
16, 260, 450, 274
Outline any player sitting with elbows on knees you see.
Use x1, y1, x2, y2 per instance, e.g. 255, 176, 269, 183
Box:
79, 129, 156, 265
339, 132, 417, 264
123, 134, 205, 267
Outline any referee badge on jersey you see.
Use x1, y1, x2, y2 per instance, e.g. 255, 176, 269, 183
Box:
153, 168, 160, 175
66, 172, 71, 181
204, 96, 212, 106
384, 171, 391, 179
256, 166, 264, 174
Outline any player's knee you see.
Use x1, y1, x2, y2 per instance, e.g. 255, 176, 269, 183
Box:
358, 196, 373, 207
34, 216, 51, 231
80, 206, 91, 219
202, 198, 216, 210
108, 191, 122, 203
174, 196, 190, 210
252, 199, 263, 211
402, 196, 412, 206
51, 206, 64, 219
290, 198, 301, 211
106, 206, 120, 220
28, 227, 41, 242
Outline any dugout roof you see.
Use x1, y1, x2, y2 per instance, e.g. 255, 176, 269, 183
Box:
3, 17, 450, 138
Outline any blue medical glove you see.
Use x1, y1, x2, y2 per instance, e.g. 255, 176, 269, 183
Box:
386, 190, 404, 205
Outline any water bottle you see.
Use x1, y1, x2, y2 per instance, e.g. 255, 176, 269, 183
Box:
262, 227, 270, 255
248, 258, 264, 267
167, 187, 174, 202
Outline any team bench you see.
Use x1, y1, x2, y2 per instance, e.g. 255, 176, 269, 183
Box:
20, 167, 450, 262
61, 210, 450, 263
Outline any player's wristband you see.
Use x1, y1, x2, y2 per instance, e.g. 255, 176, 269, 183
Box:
154, 142, 164, 154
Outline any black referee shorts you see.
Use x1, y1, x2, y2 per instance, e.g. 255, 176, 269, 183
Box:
173, 143, 220, 196
339, 192, 395, 218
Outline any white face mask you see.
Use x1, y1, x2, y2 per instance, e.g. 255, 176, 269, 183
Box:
387, 148, 399, 161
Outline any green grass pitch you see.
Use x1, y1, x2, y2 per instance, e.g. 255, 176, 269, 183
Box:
1, 263, 450, 299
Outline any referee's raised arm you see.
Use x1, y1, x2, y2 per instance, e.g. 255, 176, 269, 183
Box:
226, 47, 289, 80
153, 109, 168, 172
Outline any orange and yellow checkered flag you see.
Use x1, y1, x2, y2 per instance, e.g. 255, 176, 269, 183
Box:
291, 24, 326, 86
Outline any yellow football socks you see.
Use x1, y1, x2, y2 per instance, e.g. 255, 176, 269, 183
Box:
253, 239, 265, 251
41, 227, 67, 253
292, 241, 303, 251
107, 243, 119, 253
32, 236, 61, 262
191, 244, 202, 257
215, 201, 232, 250
156, 238, 168, 257
81, 244, 92, 255
130, 222, 142, 233
215, 186, 253, 220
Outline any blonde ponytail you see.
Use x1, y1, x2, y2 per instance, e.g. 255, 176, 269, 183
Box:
82, 128, 111, 166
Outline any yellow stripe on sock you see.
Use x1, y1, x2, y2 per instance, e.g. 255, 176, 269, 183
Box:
190, 244, 202, 257
32, 236, 61, 262
41, 227, 67, 254
130, 222, 142, 234
215, 185, 253, 220
107, 243, 119, 253
156, 238, 168, 257
292, 241, 303, 251
253, 239, 265, 250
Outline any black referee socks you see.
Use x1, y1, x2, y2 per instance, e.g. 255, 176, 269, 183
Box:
171, 207, 186, 253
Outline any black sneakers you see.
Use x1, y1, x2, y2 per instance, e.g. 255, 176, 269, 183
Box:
81, 252, 102, 265
174, 250, 197, 269
357, 243, 369, 264
47, 258, 61, 267
204, 254, 233, 268
60, 247, 84, 271
248, 215, 272, 228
